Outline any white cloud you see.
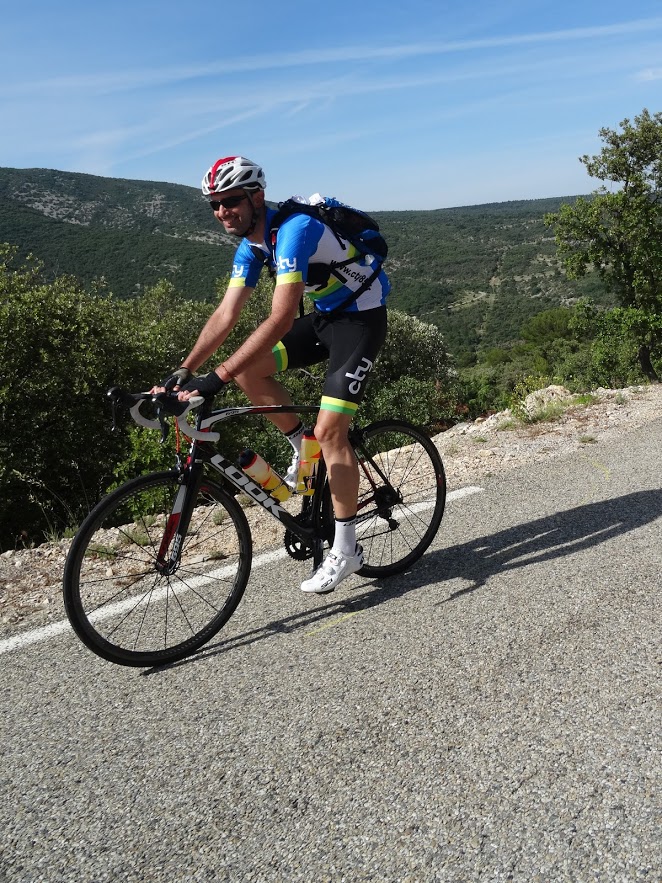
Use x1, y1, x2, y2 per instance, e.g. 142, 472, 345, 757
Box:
635, 67, 662, 81
4, 15, 662, 98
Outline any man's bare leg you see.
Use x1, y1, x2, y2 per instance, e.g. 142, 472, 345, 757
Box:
237, 358, 362, 590
233, 352, 301, 435
312, 409, 358, 521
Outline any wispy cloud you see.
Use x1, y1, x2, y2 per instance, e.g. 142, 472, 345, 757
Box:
117, 106, 275, 164
150, 39, 652, 121
2, 6, 658, 207
635, 67, 662, 81
4, 16, 662, 98
44, 38, 652, 171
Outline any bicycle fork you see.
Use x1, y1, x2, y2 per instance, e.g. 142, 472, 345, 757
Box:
155, 462, 205, 575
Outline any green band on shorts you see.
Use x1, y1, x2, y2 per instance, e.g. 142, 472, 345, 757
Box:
320, 395, 359, 415
272, 341, 288, 372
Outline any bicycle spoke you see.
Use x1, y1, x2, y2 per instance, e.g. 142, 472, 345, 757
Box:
64, 473, 251, 667
335, 420, 446, 577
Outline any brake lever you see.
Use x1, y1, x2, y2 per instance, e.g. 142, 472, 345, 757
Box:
152, 392, 189, 444
110, 395, 119, 432
151, 392, 189, 417
156, 408, 170, 443
108, 386, 137, 432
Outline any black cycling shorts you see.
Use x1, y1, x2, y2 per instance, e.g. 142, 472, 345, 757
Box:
272, 307, 387, 417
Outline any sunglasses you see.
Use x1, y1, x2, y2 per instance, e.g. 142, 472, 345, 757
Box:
209, 194, 249, 211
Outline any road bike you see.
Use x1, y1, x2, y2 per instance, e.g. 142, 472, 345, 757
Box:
63, 388, 446, 667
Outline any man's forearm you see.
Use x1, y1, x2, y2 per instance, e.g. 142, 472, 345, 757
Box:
181, 289, 248, 372
182, 323, 228, 372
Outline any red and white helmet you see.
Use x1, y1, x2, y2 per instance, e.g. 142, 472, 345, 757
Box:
201, 156, 266, 196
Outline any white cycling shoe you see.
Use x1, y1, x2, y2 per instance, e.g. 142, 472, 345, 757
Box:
284, 452, 300, 490
301, 545, 364, 594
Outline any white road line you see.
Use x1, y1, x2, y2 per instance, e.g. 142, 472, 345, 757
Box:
445, 485, 484, 502
0, 486, 483, 656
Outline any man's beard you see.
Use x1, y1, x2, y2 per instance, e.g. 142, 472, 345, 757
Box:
227, 214, 256, 237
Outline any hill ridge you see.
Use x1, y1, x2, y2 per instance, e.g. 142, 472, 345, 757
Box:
0, 166, 609, 356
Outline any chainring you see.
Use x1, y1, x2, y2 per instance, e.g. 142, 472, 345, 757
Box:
283, 512, 314, 560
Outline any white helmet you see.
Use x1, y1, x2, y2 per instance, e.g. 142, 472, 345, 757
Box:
201, 156, 266, 196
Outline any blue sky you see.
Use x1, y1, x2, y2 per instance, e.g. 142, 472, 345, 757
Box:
1, 1, 661, 210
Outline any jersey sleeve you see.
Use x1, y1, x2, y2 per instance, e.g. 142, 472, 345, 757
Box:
273, 215, 325, 285
228, 239, 265, 289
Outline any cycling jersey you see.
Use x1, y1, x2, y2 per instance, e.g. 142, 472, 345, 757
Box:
229, 207, 391, 313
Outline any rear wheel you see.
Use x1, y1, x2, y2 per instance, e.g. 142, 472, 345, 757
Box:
324, 420, 446, 577
63, 472, 252, 667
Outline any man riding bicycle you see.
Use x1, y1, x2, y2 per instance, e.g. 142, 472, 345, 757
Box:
157, 156, 391, 594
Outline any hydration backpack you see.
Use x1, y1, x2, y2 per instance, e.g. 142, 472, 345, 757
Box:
255, 195, 388, 314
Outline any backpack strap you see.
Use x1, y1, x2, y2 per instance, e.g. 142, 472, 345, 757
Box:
315, 262, 383, 316
249, 244, 274, 276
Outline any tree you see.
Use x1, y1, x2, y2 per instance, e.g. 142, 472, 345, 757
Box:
569, 300, 662, 388
0, 250, 215, 548
520, 308, 573, 347
545, 109, 662, 381
365, 310, 457, 426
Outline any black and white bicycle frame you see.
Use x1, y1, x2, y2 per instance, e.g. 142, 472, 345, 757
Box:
130, 394, 327, 571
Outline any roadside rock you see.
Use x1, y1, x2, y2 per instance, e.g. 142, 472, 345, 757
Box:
432, 384, 662, 490
522, 383, 572, 417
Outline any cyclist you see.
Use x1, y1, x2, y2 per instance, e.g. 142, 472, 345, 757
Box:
157, 156, 390, 594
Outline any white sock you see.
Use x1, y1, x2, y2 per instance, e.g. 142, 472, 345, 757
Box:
333, 517, 357, 557
285, 422, 304, 455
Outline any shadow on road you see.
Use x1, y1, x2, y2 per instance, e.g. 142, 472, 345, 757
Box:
145, 489, 661, 674
435, 487, 661, 601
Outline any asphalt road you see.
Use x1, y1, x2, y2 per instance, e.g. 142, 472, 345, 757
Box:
2, 420, 661, 882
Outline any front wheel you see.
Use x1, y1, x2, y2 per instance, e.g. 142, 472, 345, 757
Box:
63, 472, 252, 667
324, 420, 446, 577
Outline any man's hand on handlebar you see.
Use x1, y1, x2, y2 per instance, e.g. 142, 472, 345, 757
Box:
150, 367, 226, 400
177, 371, 226, 400
150, 366, 192, 396
162, 367, 192, 391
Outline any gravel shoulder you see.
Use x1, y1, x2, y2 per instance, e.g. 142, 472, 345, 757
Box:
433, 383, 662, 489
2, 383, 661, 637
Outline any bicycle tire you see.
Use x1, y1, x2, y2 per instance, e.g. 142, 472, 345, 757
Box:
323, 420, 446, 577
63, 471, 252, 667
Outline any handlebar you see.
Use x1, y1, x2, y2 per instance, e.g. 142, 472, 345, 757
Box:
107, 387, 221, 442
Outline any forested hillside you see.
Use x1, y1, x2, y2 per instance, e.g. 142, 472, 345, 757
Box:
0, 168, 237, 302
381, 199, 613, 357
0, 167, 612, 358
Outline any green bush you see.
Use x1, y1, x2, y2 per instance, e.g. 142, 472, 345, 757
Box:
0, 247, 131, 545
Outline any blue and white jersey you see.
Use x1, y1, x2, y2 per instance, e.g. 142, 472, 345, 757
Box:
229, 207, 390, 313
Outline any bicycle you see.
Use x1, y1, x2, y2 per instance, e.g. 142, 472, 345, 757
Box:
63, 387, 447, 668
